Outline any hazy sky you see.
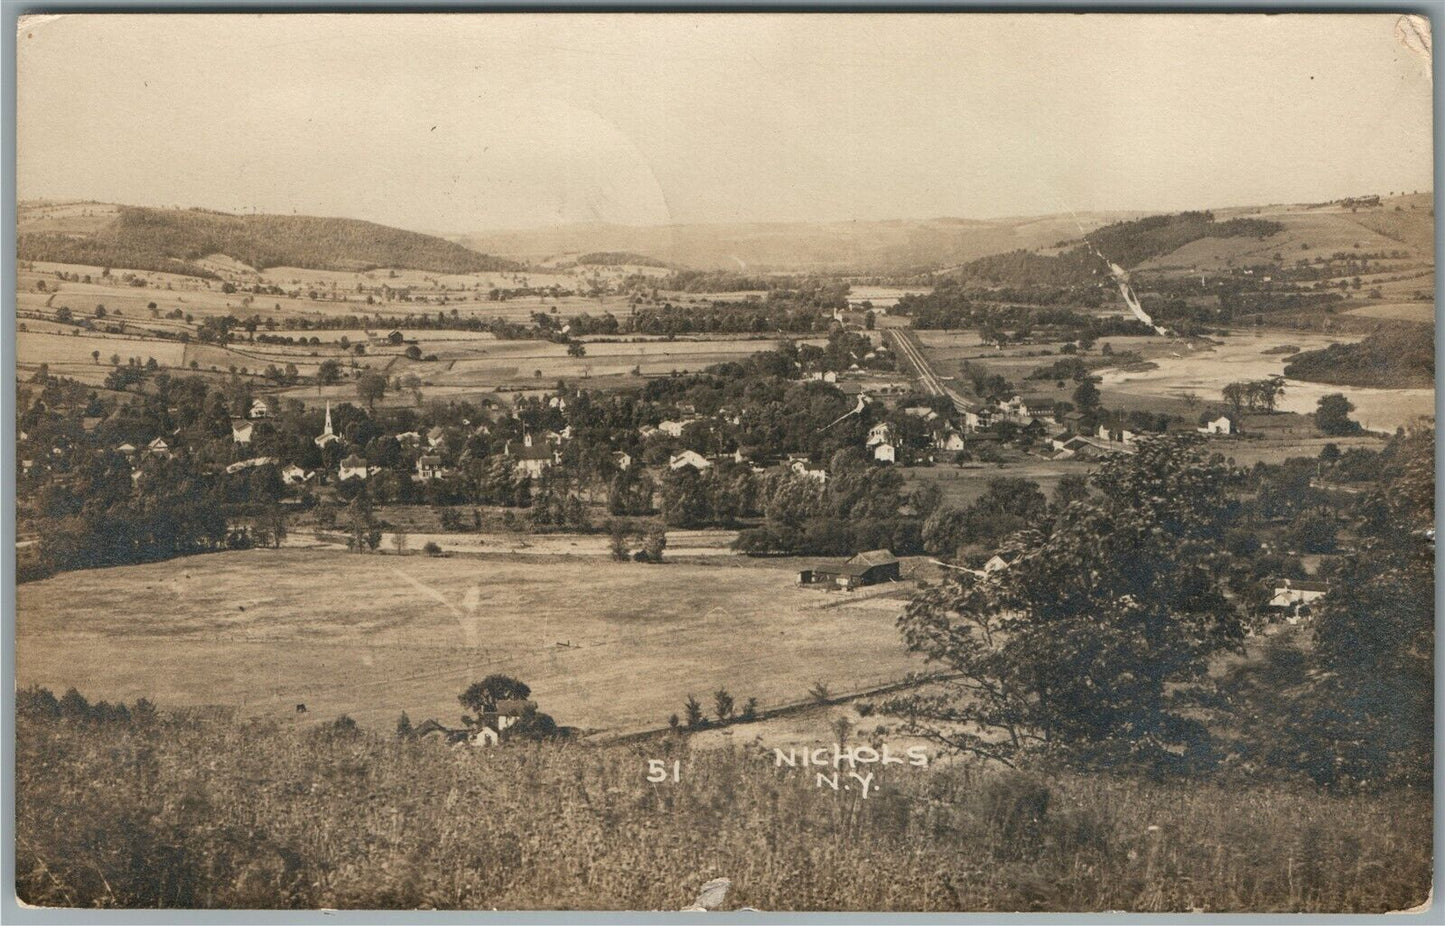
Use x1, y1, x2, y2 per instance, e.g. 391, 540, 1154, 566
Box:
17, 13, 1435, 233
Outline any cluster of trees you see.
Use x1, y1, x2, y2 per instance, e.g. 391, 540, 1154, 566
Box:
1284, 328, 1434, 389
1220, 376, 1286, 416
889, 431, 1432, 787
896, 282, 1153, 339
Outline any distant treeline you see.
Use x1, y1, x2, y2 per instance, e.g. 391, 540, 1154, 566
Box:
19, 206, 520, 277
896, 281, 1154, 338
948, 212, 1284, 286
656, 270, 850, 296
576, 252, 670, 268
1283, 328, 1435, 389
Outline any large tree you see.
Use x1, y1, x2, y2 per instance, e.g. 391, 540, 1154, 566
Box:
890, 436, 1244, 770
356, 370, 387, 411
459, 674, 532, 715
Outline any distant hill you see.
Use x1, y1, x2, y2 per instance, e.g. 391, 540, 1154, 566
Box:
18, 204, 520, 278
946, 212, 1285, 286
454, 213, 1141, 274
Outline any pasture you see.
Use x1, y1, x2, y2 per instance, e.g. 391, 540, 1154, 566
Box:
15, 549, 922, 735
1344, 302, 1435, 324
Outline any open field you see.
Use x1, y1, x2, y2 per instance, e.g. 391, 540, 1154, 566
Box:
16, 549, 922, 735
901, 460, 1093, 508
1092, 332, 1435, 432
1344, 302, 1435, 324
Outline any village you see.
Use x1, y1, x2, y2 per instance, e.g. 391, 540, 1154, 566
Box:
10, 12, 1436, 915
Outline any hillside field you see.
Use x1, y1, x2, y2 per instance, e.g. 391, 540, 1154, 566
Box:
15, 548, 923, 735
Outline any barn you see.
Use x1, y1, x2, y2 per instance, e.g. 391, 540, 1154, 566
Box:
801, 549, 901, 590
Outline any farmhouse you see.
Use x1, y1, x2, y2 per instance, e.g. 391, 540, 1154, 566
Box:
1021, 396, 1056, 422
933, 430, 966, 452
613, 450, 633, 471
249, 398, 271, 419
338, 454, 371, 481
866, 423, 895, 447
669, 449, 712, 472
280, 463, 313, 485
415, 455, 446, 481
146, 437, 171, 459
1268, 577, 1330, 613
788, 458, 828, 482
230, 418, 254, 444
1200, 415, 1233, 435
658, 419, 689, 438
801, 549, 901, 590
873, 442, 896, 464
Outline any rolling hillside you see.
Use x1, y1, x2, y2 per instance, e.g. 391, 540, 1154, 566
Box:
945, 193, 1434, 285
18, 203, 521, 278
454, 212, 1144, 274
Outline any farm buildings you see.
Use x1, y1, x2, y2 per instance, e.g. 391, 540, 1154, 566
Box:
800, 549, 901, 590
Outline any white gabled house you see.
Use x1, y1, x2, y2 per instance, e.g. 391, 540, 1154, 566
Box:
1200, 415, 1233, 435
231, 418, 254, 445
281, 464, 313, 485
669, 449, 712, 472
338, 454, 371, 481
866, 422, 895, 448
873, 442, 896, 463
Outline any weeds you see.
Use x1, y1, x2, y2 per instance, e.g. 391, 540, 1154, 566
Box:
14, 708, 1431, 912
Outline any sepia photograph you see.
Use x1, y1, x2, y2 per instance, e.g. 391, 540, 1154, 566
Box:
8, 11, 1437, 915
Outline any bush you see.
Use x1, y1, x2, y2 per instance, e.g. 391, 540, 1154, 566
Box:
423, 541, 442, 556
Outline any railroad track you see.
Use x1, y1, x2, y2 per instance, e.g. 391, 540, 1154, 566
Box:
886, 329, 974, 413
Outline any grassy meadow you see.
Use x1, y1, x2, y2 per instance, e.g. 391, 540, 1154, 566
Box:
14, 712, 1432, 912
15, 548, 921, 734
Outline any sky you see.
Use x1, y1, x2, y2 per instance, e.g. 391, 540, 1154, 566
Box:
16, 13, 1435, 234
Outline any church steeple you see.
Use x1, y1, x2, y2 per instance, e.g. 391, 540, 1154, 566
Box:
314, 401, 339, 448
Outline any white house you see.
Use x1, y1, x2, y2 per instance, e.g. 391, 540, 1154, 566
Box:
426, 426, 448, 449
866, 423, 895, 447
669, 450, 712, 472
903, 406, 938, 420
613, 450, 633, 471
146, 437, 171, 459
225, 456, 276, 475
934, 430, 966, 452
281, 464, 313, 485
506, 438, 557, 478
1268, 578, 1329, 612
873, 442, 896, 463
231, 418, 254, 445
415, 455, 446, 481
338, 454, 371, 481
1200, 415, 1233, 435
789, 458, 828, 482
249, 398, 271, 419
658, 419, 689, 438
983, 554, 1013, 573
